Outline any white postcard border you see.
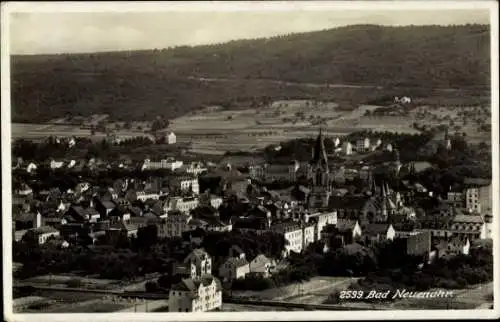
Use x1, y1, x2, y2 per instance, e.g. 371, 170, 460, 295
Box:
2, 1, 499, 321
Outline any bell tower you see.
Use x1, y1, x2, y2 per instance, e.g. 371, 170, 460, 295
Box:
308, 128, 332, 209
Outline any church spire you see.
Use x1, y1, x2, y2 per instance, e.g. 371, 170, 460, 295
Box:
311, 127, 328, 169
370, 174, 377, 196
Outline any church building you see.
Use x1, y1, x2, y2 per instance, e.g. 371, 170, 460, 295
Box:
307, 129, 332, 210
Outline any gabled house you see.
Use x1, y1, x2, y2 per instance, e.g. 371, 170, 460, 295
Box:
66, 205, 100, 223
336, 219, 362, 244
94, 198, 116, 218
219, 257, 250, 282
106, 221, 140, 241
248, 254, 275, 278
184, 248, 213, 280
168, 275, 222, 312
24, 226, 60, 245
363, 223, 396, 245
431, 237, 471, 261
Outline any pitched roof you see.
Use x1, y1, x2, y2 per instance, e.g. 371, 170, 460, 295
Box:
225, 257, 249, 268
336, 220, 358, 232
453, 214, 484, 224
101, 201, 116, 209
329, 196, 367, 210
32, 226, 59, 234
230, 245, 245, 255
363, 223, 390, 235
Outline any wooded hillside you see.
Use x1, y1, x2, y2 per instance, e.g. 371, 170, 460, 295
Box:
11, 24, 490, 122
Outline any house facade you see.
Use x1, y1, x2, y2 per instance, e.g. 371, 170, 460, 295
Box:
166, 132, 177, 145
163, 212, 192, 237
218, 257, 250, 282
168, 276, 222, 312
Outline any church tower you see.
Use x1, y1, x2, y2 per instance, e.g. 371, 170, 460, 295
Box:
392, 147, 402, 177
308, 128, 332, 209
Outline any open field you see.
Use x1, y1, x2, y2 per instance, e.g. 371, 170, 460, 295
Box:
410, 105, 491, 144
24, 274, 120, 287
12, 96, 491, 155
11, 123, 150, 142
169, 101, 422, 153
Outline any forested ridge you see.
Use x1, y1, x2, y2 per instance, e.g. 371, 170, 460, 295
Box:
11, 24, 490, 122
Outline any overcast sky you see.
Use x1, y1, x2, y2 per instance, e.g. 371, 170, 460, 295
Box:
8, 6, 491, 55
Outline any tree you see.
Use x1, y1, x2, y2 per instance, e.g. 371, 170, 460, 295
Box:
136, 225, 158, 250
145, 281, 159, 292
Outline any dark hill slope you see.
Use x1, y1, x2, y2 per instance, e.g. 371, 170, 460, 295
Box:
11, 24, 490, 122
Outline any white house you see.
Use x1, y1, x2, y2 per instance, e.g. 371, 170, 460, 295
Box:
304, 211, 338, 241
249, 254, 275, 278
394, 96, 412, 104
17, 184, 33, 197
165, 196, 199, 214
166, 132, 177, 145
450, 213, 486, 240
342, 142, 353, 156
333, 137, 341, 148
465, 188, 481, 213
184, 162, 208, 176
68, 137, 76, 148
337, 219, 363, 240
50, 160, 64, 169
184, 249, 213, 279
67, 160, 76, 169
136, 191, 160, 202
268, 221, 316, 256
168, 275, 222, 312
29, 226, 60, 245
26, 162, 37, 173
356, 138, 371, 153
219, 257, 250, 282
171, 177, 200, 195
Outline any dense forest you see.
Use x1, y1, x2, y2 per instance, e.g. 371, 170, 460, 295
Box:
11, 24, 490, 122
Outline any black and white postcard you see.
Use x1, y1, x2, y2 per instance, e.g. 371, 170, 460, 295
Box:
2, 1, 499, 321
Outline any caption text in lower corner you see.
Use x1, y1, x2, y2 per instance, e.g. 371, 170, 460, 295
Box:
338, 289, 455, 301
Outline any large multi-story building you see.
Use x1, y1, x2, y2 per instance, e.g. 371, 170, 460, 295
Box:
464, 184, 491, 214
184, 162, 208, 176
170, 177, 200, 195
269, 221, 315, 256
184, 248, 213, 278
164, 196, 199, 214
356, 137, 371, 153
168, 250, 222, 312
304, 211, 338, 241
162, 211, 192, 237
142, 158, 183, 171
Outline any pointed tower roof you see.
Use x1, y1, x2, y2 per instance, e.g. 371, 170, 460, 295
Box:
381, 181, 387, 197
311, 128, 328, 168
370, 174, 377, 196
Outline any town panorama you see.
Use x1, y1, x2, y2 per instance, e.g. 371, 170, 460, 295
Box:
7, 11, 494, 314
